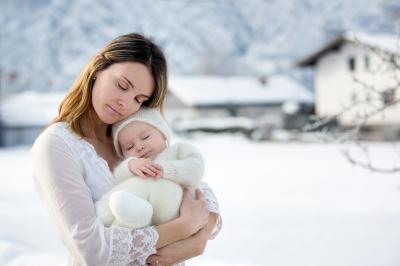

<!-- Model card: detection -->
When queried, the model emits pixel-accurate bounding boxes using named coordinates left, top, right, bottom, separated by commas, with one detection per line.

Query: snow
left=1, top=136, right=400, bottom=266
left=169, top=75, right=313, bottom=107
left=345, top=31, right=400, bottom=55
left=1, top=0, right=397, bottom=92
left=0, top=77, right=312, bottom=128
left=1, top=91, right=64, bottom=126
left=172, top=117, right=256, bottom=132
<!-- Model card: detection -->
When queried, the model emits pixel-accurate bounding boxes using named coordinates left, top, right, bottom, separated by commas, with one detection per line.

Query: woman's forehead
left=107, top=62, right=155, bottom=94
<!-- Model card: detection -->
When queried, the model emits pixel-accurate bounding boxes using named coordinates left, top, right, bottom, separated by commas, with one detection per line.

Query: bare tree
left=303, top=33, right=400, bottom=173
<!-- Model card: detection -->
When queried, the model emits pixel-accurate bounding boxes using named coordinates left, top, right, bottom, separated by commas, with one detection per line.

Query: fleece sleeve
left=112, top=157, right=137, bottom=184
left=158, top=143, right=204, bottom=187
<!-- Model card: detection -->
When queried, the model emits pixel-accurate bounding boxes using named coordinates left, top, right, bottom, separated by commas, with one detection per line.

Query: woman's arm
left=147, top=182, right=222, bottom=265
left=147, top=213, right=218, bottom=266
left=33, top=131, right=186, bottom=265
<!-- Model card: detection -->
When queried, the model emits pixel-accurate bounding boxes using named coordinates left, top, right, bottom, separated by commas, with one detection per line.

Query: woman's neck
left=82, top=118, right=119, bottom=169
left=83, top=117, right=109, bottom=143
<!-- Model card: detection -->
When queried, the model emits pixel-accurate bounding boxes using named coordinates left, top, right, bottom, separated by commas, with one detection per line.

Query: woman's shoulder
left=32, top=122, right=76, bottom=152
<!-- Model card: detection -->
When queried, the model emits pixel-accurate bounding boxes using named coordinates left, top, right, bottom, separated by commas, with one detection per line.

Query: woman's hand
left=179, top=189, right=209, bottom=236
left=154, top=188, right=210, bottom=250
left=147, top=213, right=218, bottom=266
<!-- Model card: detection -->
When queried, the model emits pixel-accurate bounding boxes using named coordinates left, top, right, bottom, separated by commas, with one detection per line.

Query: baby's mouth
left=141, top=151, right=152, bottom=158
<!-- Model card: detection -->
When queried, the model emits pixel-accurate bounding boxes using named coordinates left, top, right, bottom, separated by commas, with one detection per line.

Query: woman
left=32, top=33, right=222, bottom=266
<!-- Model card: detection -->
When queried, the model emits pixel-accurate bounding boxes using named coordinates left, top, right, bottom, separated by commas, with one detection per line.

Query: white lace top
left=31, top=122, right=222, bottom=266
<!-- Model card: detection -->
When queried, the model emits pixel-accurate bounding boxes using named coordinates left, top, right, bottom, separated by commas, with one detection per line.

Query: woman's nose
left=117, top=99, right=126, bottom=108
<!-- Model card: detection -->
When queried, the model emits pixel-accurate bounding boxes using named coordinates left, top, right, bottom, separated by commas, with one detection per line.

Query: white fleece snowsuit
left=96, top=142, right=204, bottom=229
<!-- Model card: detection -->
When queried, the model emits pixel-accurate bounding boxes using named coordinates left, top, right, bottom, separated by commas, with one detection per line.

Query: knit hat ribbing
left=112, top=108, right=172, bottom=159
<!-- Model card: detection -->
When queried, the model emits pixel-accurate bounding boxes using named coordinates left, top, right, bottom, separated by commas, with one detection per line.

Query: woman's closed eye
left=135, top=97, right=147, bottom=104
left=142, top=135, right=150, bottom=140
left=117, top=82, right=128, bottom=91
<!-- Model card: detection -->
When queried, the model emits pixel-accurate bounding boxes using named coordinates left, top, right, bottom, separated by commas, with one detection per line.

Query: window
left=382, top=89, right=396, bottom=105
left=364, top=55, right=369, bottom=70
left=365, top=92, right=371, bottom=102
left=348, top=57, right=356, bottom=72
left=351, top=91, right=357, bottom=102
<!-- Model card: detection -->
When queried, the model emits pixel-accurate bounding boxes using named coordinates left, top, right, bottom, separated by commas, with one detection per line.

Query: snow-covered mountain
left=0, top=0, right=399, bottom=92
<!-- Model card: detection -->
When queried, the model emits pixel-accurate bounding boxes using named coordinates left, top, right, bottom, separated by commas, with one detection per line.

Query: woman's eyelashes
left=117, top=82, right=128, bottom=91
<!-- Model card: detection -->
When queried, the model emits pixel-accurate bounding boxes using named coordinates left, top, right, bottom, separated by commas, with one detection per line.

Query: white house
left=0, top=75, right=313, bottom=146
left=297, top=31, right=400, bottom=128
left=165, top=75, right=313, bottom=132
left=0, top=91, right=63, bottom=146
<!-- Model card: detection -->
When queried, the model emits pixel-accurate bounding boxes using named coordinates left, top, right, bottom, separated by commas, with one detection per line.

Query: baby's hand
left=128, top=158, right=163, bottom=180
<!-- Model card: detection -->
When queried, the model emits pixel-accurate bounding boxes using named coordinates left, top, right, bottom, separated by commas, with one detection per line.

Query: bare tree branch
left=303, top=32, right=400, bottom=173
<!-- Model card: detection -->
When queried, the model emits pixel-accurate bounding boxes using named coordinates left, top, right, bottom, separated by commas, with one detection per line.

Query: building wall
left=316, top=43, right=400, bottom=126
left=1, top=126, right=44, bottom=147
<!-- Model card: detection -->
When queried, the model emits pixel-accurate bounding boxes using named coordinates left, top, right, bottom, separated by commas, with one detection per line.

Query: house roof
left=169, top=75, right=313, bottom=107
left=0, top=75, right=313, bottom=127
left=1, top=91, right=63, bottom=127
left=297, top=31, right=400, bottom=67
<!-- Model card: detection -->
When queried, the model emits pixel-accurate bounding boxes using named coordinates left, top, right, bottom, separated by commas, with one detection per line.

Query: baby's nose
left=137, top=145, right=144, bottom=152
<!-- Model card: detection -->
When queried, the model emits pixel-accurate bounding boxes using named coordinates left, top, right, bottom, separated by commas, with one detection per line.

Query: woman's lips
left=107, top=105, right=122, bottom=116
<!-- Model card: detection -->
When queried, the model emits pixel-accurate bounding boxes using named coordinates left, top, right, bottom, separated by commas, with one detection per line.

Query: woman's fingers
left=195, top=189, right=205, bottom=200
left=182, top=188, right=192, bottom=200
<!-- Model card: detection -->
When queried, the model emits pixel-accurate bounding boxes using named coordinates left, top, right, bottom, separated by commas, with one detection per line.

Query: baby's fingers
left=142, top=165, right=157, bottom=177
left=151, top=163, right=163, bottom=171
left=147, top=164, right=161, bottom=175
left=134, top=169, right=147, bottom=179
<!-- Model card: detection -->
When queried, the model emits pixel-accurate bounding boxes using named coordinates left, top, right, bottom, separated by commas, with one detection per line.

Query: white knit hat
left=112, top=108, right=172, bottom=158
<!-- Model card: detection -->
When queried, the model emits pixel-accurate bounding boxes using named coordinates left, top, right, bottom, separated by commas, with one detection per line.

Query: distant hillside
left=0, top=0, right=399, bottom=92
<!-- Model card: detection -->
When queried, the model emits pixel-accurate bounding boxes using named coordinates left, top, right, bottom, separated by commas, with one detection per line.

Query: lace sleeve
left=199, top=182, right=222, bottom=239
left=107, top=225, right=159, bottom=266
left=32, top=130, right=159, bottom=266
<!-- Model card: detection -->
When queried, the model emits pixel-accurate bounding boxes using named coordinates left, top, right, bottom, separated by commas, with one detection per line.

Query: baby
left=95, top=108, right=204, bottom=228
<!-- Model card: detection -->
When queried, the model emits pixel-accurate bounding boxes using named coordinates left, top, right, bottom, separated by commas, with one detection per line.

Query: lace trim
left=108, top=226, right=132, bottom=265
left=201, top=186, right=219, bottom=214
left=129, top=226, right=159, bottom=265
left=201, top=185, right=222, bottom=240
left=108, top=226, right=159, bottom=266
left=50, top=122, right=113, bottom=180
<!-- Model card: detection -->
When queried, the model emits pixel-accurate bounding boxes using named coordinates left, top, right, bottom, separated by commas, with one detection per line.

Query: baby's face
left=118, top=121, right=167, bottom=159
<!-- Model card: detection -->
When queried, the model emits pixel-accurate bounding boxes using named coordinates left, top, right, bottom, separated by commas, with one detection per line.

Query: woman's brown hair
left=53, top=33, right=168, bottom=137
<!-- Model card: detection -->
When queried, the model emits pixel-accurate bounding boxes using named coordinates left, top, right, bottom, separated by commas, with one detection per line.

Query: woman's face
left=92, top=62, right=155, bottom=125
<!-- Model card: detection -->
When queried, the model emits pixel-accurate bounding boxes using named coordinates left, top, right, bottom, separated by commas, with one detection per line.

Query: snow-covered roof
left=0, top=75, right=313, bottom=127
left=298, top=31, right=400, bottom=67
left=1, top=91, right=63, bottom=127
left=169, top=75, right=313, bottom=107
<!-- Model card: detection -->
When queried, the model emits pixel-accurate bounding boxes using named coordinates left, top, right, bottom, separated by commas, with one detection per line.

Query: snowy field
left=1, top=135, right=400, bottom=266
